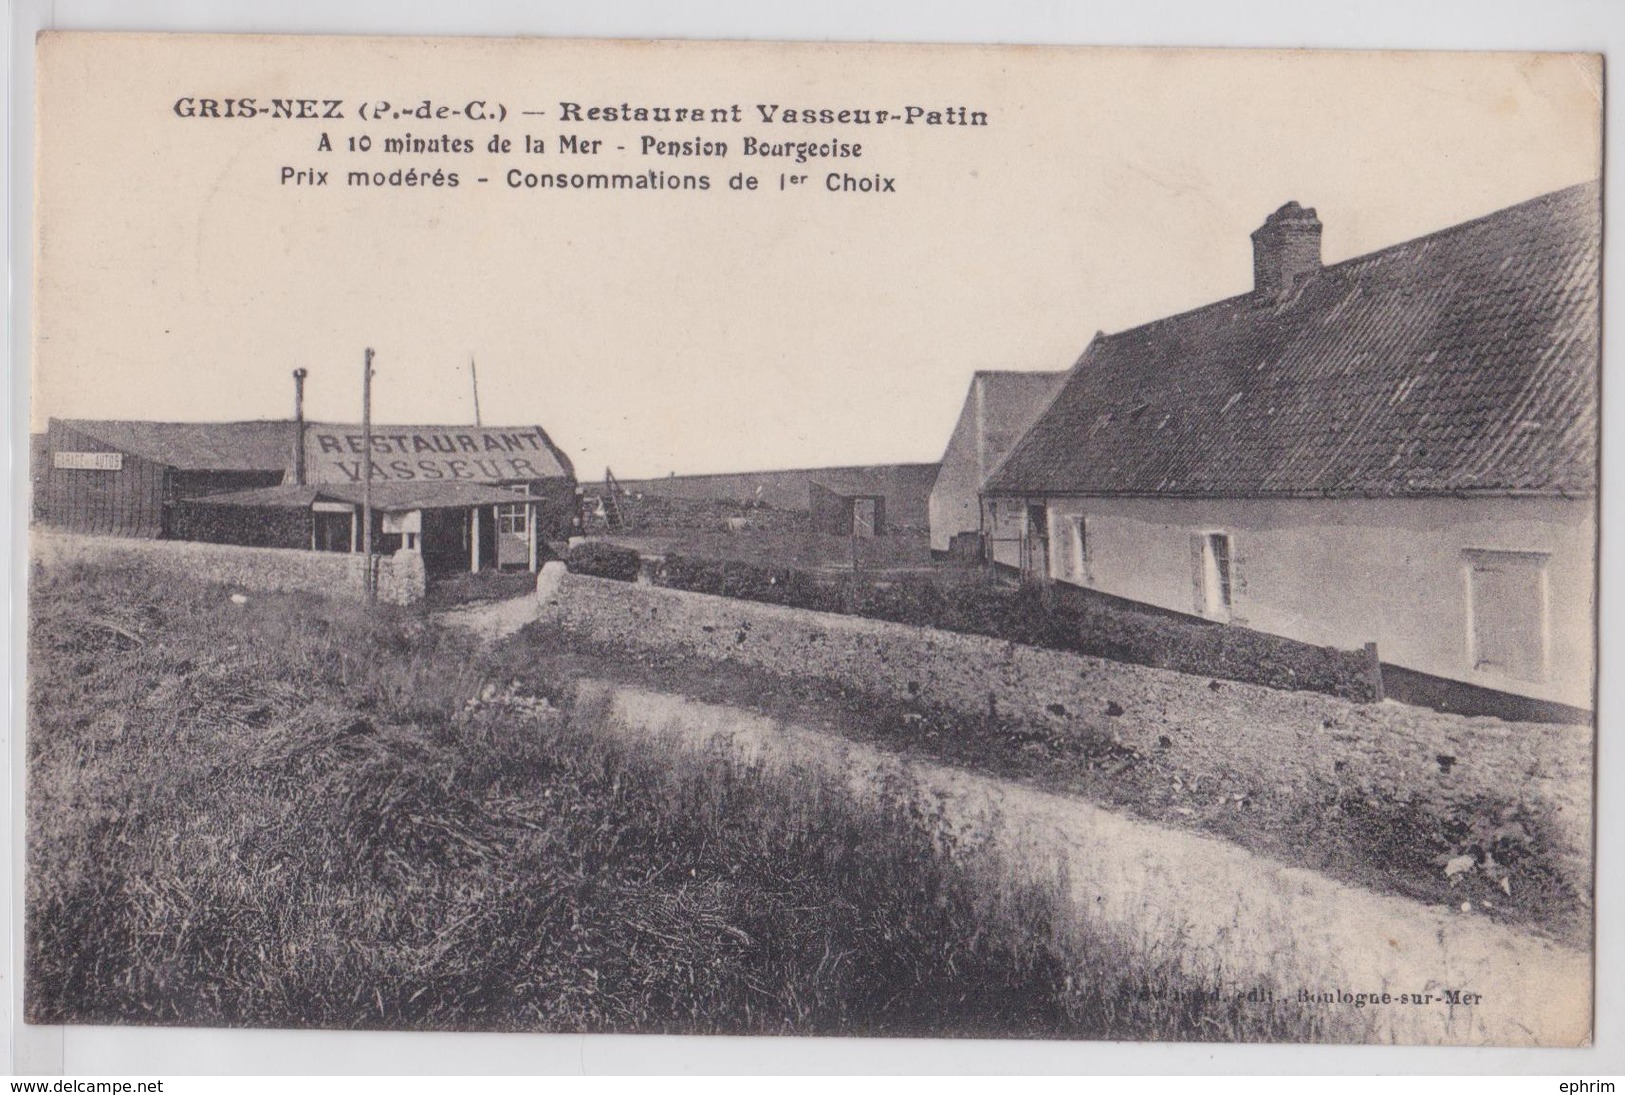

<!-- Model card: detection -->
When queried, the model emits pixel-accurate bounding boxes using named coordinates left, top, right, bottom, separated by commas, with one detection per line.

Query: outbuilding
left=809, top=482, right=887, bottom=538
left=927, top=369, right=1065, bottom=557
left=37, top=417, right=578, bottom=574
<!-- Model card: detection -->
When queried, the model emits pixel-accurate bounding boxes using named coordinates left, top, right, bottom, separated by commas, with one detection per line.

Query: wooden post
left=349, top=508, right=357, bottom=553
left=527, top=501, right=538, bottom=572
left=1364, top=641, right=1384, bottom=703
left=470, top=506, right=481, bottom=573
left=292, top=368, right=308, bottom=486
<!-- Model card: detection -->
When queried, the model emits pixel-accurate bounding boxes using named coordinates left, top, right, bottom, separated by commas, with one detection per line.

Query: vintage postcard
left=24, top=33, right=1600, bottom=1047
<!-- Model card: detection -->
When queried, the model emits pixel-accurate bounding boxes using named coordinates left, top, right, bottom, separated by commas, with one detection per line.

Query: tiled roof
left=986, top=182, right=1600, bottom=498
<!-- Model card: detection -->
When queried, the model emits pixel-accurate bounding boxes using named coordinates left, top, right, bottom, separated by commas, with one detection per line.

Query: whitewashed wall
left=1030, top=495, right=1593, bottom=709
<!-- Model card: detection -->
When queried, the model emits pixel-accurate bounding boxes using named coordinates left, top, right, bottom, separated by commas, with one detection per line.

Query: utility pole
left=362, top=347, right=376, bottom=602
left=292, top=368, right=308, bottom=486
left=469, top=353, right=482, bottom=427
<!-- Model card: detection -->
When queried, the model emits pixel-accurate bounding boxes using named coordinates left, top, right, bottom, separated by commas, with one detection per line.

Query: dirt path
left=579, top=679, right=1589, bottom=1047
left=441, top=591, right=1590, bottom=1045
left=434, top=591, right=543, bottom=640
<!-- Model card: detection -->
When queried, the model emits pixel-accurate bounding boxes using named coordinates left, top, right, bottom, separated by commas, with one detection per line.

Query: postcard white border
left=7, top=0, right=1623, bottom=1077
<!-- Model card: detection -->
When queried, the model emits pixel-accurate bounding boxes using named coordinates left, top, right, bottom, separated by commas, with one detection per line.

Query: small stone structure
left=535, top=560, right=568, bottom=605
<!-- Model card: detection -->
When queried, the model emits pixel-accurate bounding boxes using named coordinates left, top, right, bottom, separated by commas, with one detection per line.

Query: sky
left=32, top=36, right=1602, bottom=478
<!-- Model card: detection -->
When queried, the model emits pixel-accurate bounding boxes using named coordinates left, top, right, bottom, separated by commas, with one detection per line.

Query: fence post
left=1363, top=641, right=1384, bottom=703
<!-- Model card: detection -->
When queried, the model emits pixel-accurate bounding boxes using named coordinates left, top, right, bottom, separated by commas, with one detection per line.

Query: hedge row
left=651, top=553, right=1379, bottom=702
left=566, top=541, right=643, bottom=582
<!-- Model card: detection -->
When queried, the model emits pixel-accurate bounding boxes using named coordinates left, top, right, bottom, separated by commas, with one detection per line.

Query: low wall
left=33, top=530, right=427, bottom=606
left=549, top=573, right=1592, bottom=887
left=650, top=551, right=1378, bottom=700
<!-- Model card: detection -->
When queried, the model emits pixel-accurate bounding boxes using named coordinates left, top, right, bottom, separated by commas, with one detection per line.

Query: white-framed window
left=1464, top=549, right=1549, bottom=682
left=497, top=482, right=533, bottom=536
left=497, top=504, right=529, bottom=536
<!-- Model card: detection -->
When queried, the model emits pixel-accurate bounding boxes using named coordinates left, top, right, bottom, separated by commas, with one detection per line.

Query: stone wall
left=33, top=530, right=427, bottom=605
left=374, top=549, right=427, bottom=605
left=549, top=573, right=1592, bottom=882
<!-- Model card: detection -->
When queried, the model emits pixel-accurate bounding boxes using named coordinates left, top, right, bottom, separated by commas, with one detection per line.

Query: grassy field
left=27, top=559, right=1330, bottom=1039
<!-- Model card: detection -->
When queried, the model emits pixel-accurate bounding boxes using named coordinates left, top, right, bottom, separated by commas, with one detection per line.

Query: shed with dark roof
left=41, top=418, right=296, bottom=538
left=38, top=416, right=580, bottom=568
left=984, top=183, right=1598, bottom=714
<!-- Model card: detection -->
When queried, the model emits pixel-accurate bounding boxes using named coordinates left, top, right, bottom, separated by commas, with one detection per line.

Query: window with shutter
left=1191, top=530, right=1234, bottom=620
left=1069, top=515, right=1088, bottom=581
left=1209, top=533, right=1233, bottom=609
left=1189, top=533, right=1205, bottom=615
left=1465, top=550, right=1548, bottom=682
left=1025, top=503, right=1050, bottom=580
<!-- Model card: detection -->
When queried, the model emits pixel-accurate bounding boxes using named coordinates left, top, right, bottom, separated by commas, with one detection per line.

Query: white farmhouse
left=983, top=183, right=1599, bottom=719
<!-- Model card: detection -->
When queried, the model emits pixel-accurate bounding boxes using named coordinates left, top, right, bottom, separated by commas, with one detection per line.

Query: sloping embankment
left=578, top=679, right=1590, bottom=1047
left=546, top=572, right=1592, bottom=906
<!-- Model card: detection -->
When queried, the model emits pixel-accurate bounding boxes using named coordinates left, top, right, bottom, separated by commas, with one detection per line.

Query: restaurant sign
left=305, top=426, right=566, bottom=484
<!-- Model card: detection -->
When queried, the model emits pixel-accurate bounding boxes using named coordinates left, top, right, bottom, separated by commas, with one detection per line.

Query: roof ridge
left=986, top=181, right=1599, bottom=499
left=1096, top=179, right=1600, bottom=348
left=1318, top=179, right=1599, bottom=278
left=56, top=416, right=294, bottom=426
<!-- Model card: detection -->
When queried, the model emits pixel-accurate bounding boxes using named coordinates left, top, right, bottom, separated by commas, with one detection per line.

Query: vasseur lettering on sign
left=52, top=451, right=124, bottom=471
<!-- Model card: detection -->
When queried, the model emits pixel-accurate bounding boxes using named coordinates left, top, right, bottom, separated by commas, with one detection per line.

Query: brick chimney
left=1251, top=201, right=1322, bottom=297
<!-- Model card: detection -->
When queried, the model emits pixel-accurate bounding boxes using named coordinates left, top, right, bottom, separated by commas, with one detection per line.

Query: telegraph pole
left=292, top=368, right=308, bottom=486
left=362, top=347, right=376, bottom=601
left=469, top=353, right=482, bottom=427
